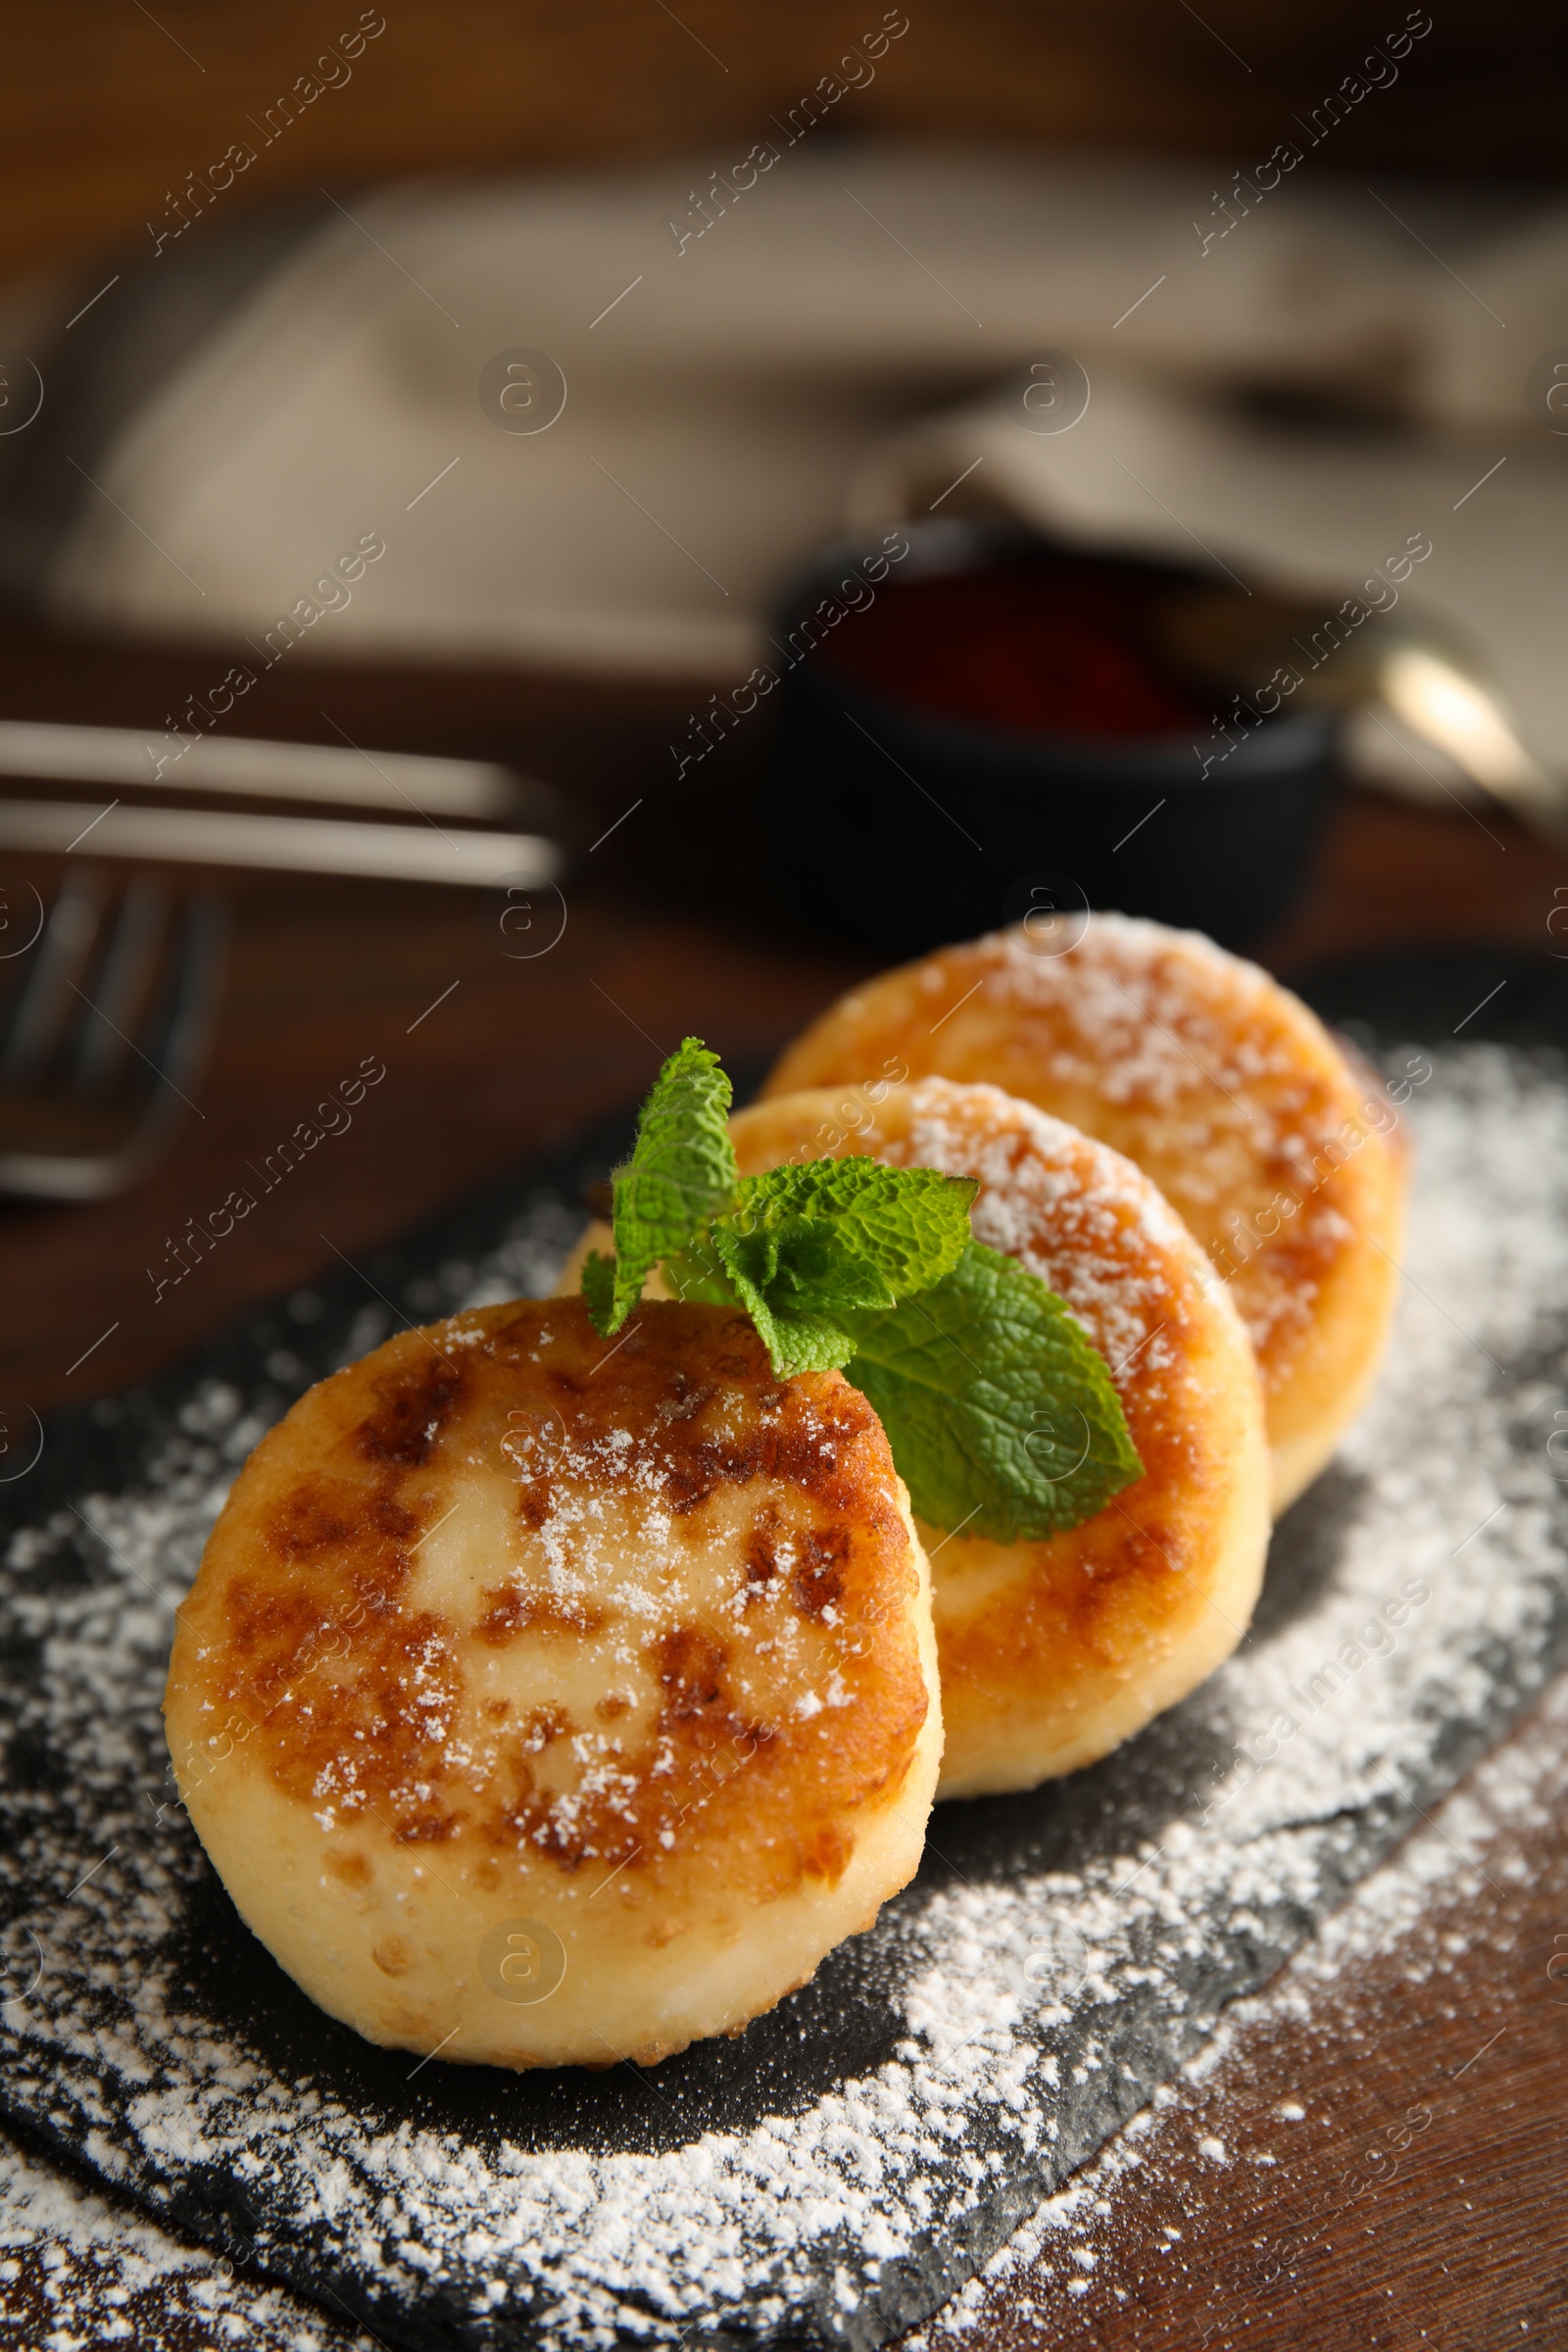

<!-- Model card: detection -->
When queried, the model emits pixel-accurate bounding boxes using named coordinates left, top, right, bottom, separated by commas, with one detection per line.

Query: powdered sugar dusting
left=0, top=2122, right=372, bottom=2348
left=985, top=913, right=1305, bottom=1117
left=1, top=1043, right=1566, bottom=2352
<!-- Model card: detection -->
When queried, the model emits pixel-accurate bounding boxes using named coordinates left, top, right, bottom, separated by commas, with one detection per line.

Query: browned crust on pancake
left=172, top=1298, right=930, bottom=1908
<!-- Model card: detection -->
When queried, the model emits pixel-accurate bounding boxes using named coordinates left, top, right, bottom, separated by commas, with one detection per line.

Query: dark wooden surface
left=2, top=0, right=1558, bottom=289
left=0, top=685, right=1564, bottom=2345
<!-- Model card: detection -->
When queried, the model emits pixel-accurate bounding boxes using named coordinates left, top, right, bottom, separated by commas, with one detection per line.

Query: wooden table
left=0, top=705, right=1563, bottom=2346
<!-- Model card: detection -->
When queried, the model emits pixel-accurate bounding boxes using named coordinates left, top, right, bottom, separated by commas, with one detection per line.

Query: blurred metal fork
left=0, top=867, right=227, bottom=1200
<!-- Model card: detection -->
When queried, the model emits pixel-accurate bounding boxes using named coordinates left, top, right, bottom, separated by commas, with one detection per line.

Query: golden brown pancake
left=560, top=1081, right=1270, bottom=1796
left=764, top=914, right=1406, bottom=1511
left=164, top=1297, right=941, bottom=2068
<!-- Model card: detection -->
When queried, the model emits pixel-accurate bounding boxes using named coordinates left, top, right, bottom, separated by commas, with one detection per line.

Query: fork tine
left=71, top=876, right=172, bottom=1099
left=0, top=879, right=228, bottom=1202
left=130, top=890, right=229, bottom=1122
left=0, top=868, right=109, bottom=1085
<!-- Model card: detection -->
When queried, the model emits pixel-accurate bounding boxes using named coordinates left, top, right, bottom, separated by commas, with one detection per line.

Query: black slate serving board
left=2, top=948, right=1567, bottom=2352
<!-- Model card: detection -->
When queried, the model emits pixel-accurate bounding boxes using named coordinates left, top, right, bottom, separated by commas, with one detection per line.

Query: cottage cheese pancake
left=764, top=915, right=1406, bottom=1511
left=562, top=1082, right=1269, bottom=1795
left=164, top=1297, right=941, bottom=2068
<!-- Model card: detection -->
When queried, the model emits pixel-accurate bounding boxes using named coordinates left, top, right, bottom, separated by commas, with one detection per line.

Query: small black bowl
left=765, top=520, right=1338, bottom=956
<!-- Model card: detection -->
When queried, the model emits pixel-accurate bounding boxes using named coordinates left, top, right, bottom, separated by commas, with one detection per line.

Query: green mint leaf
left=840, top=1242, right=1144, bottom=1543
left=719, top=1218, right=895, bottom=1319
left=750, top=1304, right=859, bottom=1380
left=661, top=1239, right=740, bottom=1308
left=710, top=1220, right=864, bottom=1378
left=581, top=1248, right=617, bottom=1336
left=602, top=1038, right=739, bottom=1332
left=735, top=1158, right=975, bottom=1298
left=708, top=1158, right=977, bottom=1377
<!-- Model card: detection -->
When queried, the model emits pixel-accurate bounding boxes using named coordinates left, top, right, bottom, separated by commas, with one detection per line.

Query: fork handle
left=0, top=800, right=562, bottom=889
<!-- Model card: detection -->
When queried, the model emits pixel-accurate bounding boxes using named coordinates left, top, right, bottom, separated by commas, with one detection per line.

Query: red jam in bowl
left=821, top=559, right=1206, bottom=740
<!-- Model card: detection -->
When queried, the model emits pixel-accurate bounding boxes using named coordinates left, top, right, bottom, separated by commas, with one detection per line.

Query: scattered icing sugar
left=982, top=912, right=1307, bottom=1118
left=2, top=1043, right=1567, bottom=2350
left=0, top=2121, right=373, bottom=2349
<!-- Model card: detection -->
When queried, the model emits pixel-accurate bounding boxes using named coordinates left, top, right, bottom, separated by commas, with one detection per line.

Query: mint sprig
left=710, top=1157, right=980, bottom=1378
left=733, top=1157, right=977, bottom=1298
left=581, top=1040, right=1143, bottom=1542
